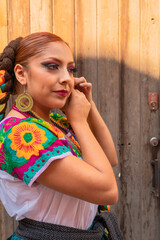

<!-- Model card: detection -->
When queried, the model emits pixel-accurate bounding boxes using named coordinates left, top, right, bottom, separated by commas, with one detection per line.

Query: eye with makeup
left=68, top=66, right=78, bottom=73
left=41, top=62, right=59, bottom=70
left=41, top=62, right=78, bottom=73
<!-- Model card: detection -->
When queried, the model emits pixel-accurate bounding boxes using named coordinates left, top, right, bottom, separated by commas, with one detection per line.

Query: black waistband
left=16, top=212, right=123, bottom=240
left=16, top=217, right=103, bottom=240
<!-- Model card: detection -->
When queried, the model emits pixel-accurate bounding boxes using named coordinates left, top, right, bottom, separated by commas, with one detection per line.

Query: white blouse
left=0, top=170, right=98, bottom=229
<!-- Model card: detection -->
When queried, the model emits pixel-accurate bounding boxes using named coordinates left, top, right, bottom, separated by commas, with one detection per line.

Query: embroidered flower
left=8, top=122, right=48, bottom=159
left=0, top=144, right=13, bottom=174
left=32, top=117, right=64, bottom=139
left=51, top=113, right=70, bottom=128
left=0, top=128, right=5, bottom=148
left=0, top=144, right=5, bottom=165
left=48, top=124, right=64, bottom=138
left=3, top=117, right=21, bottom=131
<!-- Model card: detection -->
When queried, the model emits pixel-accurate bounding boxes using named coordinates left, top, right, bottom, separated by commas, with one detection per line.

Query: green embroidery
left=23, top=145, right=69, bottom=185
left=23, top=132, right=33, bottom=143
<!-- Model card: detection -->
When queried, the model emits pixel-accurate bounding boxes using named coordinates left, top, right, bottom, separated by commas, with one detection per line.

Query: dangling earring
left=16, top=87, right=33, bottom=112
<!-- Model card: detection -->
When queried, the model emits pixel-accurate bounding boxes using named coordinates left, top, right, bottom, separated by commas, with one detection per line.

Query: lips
left=54, top=90, right=68, bottom=97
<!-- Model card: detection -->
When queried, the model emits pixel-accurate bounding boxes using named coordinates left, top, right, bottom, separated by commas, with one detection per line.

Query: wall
left=0, top=0, right=160, bottom=239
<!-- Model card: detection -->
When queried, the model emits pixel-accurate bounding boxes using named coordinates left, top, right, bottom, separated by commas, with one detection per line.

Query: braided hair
left=0, top=37, right=23, bottom=120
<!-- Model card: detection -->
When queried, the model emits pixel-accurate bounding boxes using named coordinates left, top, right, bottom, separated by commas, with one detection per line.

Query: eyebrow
left=43, top=57, right=75, bottom=65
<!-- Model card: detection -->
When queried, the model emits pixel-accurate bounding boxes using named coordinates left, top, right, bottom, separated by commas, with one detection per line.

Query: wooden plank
left=30, top=0, right=52, bottom=33
left=1, top=1, right=30, bottom=237
left=5, top=0, right=29, bottom=112
left=0, top=201, right=13, bottom=240
left=7, top=0, right=30, bottom=109
left=97, top=0, right=121, bottom=231
left=53, top=0, right=75, bottom=53
left=140, top=0, right=160, bottom=239
left=0, top=8, right=8, bottom=239
left=7, top=0, right=30, bottom=39
left=96, top=0, right=120, bottom=173
left=75, top=0, right=97, bottom=104
left=0, top=0, right=7, bottom=52
left=119, top=0, right=141, bottom=239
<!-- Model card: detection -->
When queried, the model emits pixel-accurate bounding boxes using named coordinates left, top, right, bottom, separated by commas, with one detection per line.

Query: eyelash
left=68, top=67, right=78, bottom=73
left=42, top=63, right=78, bottom=73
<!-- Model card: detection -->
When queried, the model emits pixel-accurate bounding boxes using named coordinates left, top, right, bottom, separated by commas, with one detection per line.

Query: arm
left=37, top=89, right=118, bottom=205
left=87, top=101, right=118, bottom=166
left=74, top=77, right=118, bottom=166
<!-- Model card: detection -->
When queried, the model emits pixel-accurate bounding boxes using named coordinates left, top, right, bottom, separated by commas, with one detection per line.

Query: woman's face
left=23, top=41, right=75, bottom=113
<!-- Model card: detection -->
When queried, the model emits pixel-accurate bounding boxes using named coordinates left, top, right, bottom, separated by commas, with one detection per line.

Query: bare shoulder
left=5, top=109, right=25, bottom=119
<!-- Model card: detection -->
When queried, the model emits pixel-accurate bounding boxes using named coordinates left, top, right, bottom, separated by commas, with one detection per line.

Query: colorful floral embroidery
left=0, top=144, right=15, bottom=174
left=51, top=113, right=71, bottom=129
left=31, top=117, right=64, bottom=139
left=3, top=117, right=21, bottom=131
left=0, top=113, right=81, bottom=186
left=8, top=122, right=48, bottom=159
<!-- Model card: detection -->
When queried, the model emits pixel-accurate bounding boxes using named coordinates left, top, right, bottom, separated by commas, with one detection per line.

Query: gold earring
left=16, top=88, right=33, bottom=112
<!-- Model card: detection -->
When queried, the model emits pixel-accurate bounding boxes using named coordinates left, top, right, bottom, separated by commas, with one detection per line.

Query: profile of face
left=15, top=41, right=75, bottom=113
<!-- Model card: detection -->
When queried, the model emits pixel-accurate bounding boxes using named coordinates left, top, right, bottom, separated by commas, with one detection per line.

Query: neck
left=30, top=105, right=52, bottom=123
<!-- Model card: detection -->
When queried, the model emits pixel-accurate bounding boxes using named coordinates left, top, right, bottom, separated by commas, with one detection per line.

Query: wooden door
left=0, top=0, right=160, bottom=239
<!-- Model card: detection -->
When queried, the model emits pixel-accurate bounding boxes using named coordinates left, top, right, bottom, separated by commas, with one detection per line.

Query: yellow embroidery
left=8, top=122, right=47, bottom=159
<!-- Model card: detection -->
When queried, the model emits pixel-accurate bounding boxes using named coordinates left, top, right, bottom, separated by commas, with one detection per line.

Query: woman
left=0, top=32, right=119, bottom=240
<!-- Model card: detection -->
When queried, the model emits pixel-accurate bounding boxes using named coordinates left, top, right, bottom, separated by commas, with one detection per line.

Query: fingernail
left=79, top=83, right=84, bottom=86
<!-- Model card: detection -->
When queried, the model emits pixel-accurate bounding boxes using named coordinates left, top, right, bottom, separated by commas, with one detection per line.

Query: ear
left=14, top=64, right=27, bottom=85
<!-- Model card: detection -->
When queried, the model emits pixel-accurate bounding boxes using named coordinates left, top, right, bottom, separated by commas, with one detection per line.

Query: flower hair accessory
left=0, top=70, right=7, bottom=99
left=0, top=70, right=7, bottom=120
left=0, top=70, right=5, bottom=85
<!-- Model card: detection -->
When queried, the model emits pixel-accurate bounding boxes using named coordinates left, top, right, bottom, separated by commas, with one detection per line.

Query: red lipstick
left=54, top=90, right=68, bottom=97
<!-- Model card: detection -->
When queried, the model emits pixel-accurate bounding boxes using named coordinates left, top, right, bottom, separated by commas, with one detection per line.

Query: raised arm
left=87, top=101, right=118, bottom=166
left=37, top=89, right=118, bottom=205
left=74, top=77, right=118, bottom=166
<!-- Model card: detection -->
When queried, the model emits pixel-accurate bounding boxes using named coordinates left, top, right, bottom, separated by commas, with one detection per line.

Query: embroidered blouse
left=0, top=113, right=98, bottom=229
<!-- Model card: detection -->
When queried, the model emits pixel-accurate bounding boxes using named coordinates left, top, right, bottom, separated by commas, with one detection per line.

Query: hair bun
left=0, top=37, right=23, bottom=71
left=0, top=37, right=23, bottom=120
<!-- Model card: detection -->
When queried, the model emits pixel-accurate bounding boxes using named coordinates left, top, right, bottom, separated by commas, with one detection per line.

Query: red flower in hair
left=0, top=70, right=5, bottom=86
left=0, top=70, right=7, bottom=100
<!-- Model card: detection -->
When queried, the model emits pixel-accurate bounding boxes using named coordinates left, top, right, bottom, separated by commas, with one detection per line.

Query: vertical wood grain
left=0, top=9, right=8, bottom=240
left=0, top=0, right=7, bottom=52
left=75, top=0, right=97, bottom=104
left=7, top=0, right=30, bottom=110
left=4, top=1, right=30, bottom=237
left=0, top=201, right=13, bottom=240
left=119, top=0, right=141, bottom=239
left=53, top=0, right=75, bottom=53
left=96, top=1, right=120, bottom=212
left=140, top=0, right=160, bottom=239
left=7, top=0, right=30, bottom=39
left=0, top=1, right=160, bottom=239
left=30, top=0, right=52, bottom=33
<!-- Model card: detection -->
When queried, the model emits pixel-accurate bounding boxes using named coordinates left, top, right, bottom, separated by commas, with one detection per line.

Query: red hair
left=15, top=32, right=69, bottom=66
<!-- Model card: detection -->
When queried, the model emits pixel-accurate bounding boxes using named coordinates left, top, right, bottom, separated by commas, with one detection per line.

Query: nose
left=59, top=68, right=73, bottom=84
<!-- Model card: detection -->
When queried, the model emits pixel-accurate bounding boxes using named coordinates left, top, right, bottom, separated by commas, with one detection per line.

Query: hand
left=63, top=88, right=91, bottom=125
left=74, top=77, right=92, bottom=103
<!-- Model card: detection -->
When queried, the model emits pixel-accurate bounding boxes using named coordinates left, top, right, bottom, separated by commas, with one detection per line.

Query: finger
left=74, top=77, right=86, bottom=86
left=79, top=82, right=92, bottom=88
left=71, top=88, right=82, bottom=95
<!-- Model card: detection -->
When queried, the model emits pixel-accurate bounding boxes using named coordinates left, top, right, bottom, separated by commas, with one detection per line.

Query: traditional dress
left=0, top=112, right=99, bottom=239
